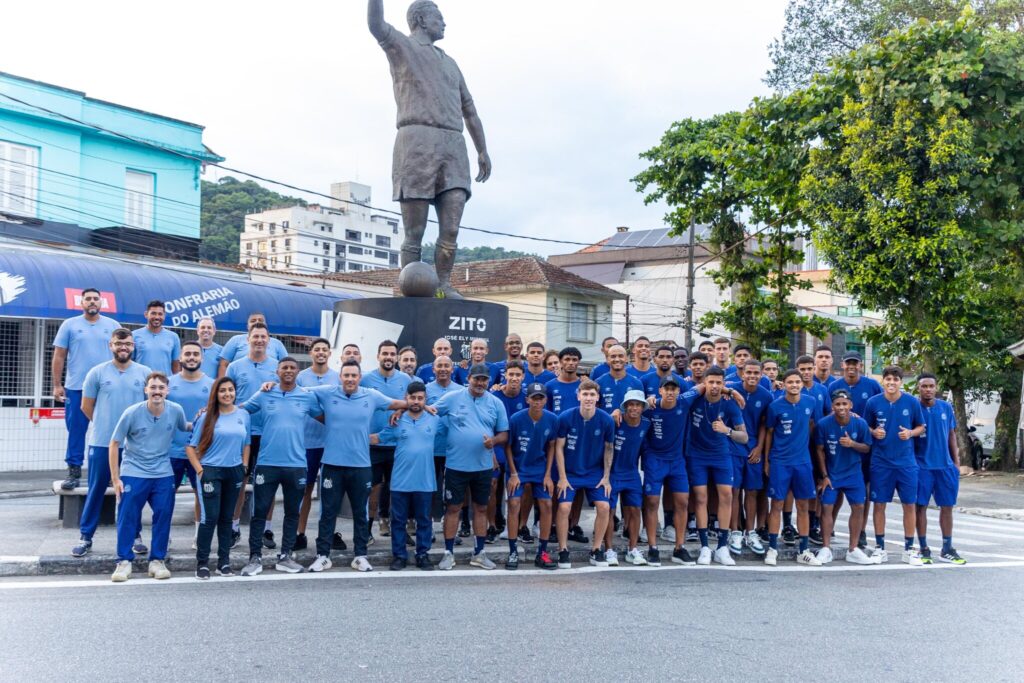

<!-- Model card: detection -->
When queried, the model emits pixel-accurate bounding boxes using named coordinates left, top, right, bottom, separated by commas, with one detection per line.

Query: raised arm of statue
left=368, top=0, right=388, bottom=41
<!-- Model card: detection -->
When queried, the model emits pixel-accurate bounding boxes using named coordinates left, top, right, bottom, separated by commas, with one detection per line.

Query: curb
left=0, top=490, right=52, bottom=501
left=956, top=507, right=1024, bottom=522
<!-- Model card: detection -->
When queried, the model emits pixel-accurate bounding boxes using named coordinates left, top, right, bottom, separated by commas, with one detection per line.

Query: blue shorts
left=768, top=462, right=816, bottom=501
left=916, top=467, right=958, bottom=507
left=861, top=455, right=872, bottom=485
left=611, top=476, right=643, bottom=508
left=492, top=460, right=506, bottom=481
left=821, top=476, right=866, bottom=506
left=305, top=447, right=324, bottom=484
left=870, top=464, right=918, bottom=504
left=743, top=459, right=765, bottom=491
left=687, top=459, right=734, bottom=488
left=559, top=483, right=609, bottom=505
left=171, top=457, right=198, bottom=492
left=508, top=478, right=551, bottom=501
left=731, top=457, right=746, bottom=490
left=643, top=457, right=689, bottom=495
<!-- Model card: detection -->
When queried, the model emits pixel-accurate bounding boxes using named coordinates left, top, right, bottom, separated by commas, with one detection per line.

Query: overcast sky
left=4, top=0, right=787, bottom=256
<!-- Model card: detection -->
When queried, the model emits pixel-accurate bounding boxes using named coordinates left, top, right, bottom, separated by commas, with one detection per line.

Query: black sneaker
left=484, top=526, right=498, bottom=544
left=548, top=531, right=558, bottom=544
left=231, top=529, right=241, bottom=548
left=196, top=565, right=211, bottom=580
left=939, top=547, right=966, bottom=565
left=534, top=549, right=557, bottom=569
left=672, top=547, right=696, bottom=566
left=857, top=530, right=868, bottom=550
left=782, top=525, right=797, bottom=546
left=60, top=465, right=82, bottom=490
left=262, top=530, right=276, bottom=550
left=416, top=555, right=434, bottom=571
left=458, top=522, right=472, bottom=538
left=389, top=557, right=407, bottom=571
left=293, top=533, right=308, bottom=551
left=518, top=526, right=534, bottom=544
left=647, top=547, right=662, bottom=566
left=332, top=532, right=347, bottom=551
left=217, top=565, right=234, bottom=577
left=568, top=525, right=589, bottom=544
left=505, top=551, right=519, bottom=570
left=809, top=527, right=824, bottom=547
left=589, top=548, right=608, bottom=567
left=613, top=515, right=621, bottom=532
left=557, top=549, right=571, bottom=569
left=920, top=547, right=933, bottom=564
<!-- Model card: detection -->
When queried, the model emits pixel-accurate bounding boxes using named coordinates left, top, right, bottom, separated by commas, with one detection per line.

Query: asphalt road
left=2, top=560, right=1023, bottom=681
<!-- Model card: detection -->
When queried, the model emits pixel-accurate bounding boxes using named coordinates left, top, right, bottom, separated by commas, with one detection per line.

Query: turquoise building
left=0, top=71, right=223, bottom=240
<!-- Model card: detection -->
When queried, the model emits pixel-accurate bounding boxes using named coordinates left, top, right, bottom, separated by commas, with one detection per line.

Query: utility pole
left=624, top=295, right=631, bottom=349
left=684, top=216, right=696, bottom=350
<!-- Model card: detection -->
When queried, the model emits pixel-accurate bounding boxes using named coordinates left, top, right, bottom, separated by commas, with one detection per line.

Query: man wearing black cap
left=433, top=363, right=509, bottom=570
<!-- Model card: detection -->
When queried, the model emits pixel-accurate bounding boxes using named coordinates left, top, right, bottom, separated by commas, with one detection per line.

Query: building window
left=335, top=245, right=344, bottom=256
left=374, top=250, right=388, bottom=260
left=124, top=170, right=155, bottom=230
left=314, top=239, right=319, bottom=247
left=568, top=302, right=596, bottom=343
left=0, top=140, right=38, bottom=216
left=335, top=261, right=344, bottom=272
left=245, top=242, right=252, bottom=253
left=389, top=253, right=399, bottom=267
left=270, top=240, right=277, bottom=248
left=282, top=221, right=289, bottom=228
left=349, top=246, right=363, bottom=255
left=323, top=242, right=331, bottom=252
left=284, top=256, right=291, bottom=266
left=313, top=257, right=319, bottom=264
left=346, top=230, right=360, bottom=241
left=323, top=259, right=331, bottom=270
left=376, top=235, right=391, bottom=248
left=284, top=238, right=291, bottom=248
left=349, top=263, right=363, bottom=271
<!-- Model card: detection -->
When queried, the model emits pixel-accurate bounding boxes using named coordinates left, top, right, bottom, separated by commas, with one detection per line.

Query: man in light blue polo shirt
left=168, top=341, right=213, bottom=547
left=53, top=287, right=121, bottom=490
left=109, top=372, right=188, bottom=582
left=132, top=300, right=181, bottom=375
left=196, top=317, right=223, bottom=378
left=306, top=360, right=406, bottom=573
left=216, top=311, right=289, bottom=377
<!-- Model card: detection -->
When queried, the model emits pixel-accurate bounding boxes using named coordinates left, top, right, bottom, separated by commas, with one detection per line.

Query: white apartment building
left=239, top=182, right=401, bottom=275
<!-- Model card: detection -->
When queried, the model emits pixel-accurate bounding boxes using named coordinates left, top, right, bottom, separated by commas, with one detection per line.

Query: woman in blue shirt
left=187, top=376, right=251, bottom=579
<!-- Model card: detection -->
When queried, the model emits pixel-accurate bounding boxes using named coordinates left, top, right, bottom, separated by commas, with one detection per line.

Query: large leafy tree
left=420, top=243, right=538, bottom=264
left=200, top=177, right=306, bottom=264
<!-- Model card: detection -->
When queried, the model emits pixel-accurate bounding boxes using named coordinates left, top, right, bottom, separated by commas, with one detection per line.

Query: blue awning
left=0, top=249, right=358, bottom=336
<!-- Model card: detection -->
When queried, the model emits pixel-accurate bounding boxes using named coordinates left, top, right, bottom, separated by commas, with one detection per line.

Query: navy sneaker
left=196, top=565, right=211, bottom=580
left=262, top=530, right=276, bottom=550
left=71, top=537, right=92, bottom=558
left=415, top=555, right=434, bottom=571
left=647, top=547, right=662, bottom=566
left=782, top=525, right=797, bottom=546
left=231, top=529, right=241, bottom=548
left=293, top=533, right=308, bottom=551
left=133, top=536, right=148, bottom=556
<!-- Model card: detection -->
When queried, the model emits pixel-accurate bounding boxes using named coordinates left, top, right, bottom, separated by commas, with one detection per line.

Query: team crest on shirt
left=861, top=392, right=868, bottom=399
left=941, top=413, right=947, bottom=420
left=804, top=408, right=811, bottom=415
left=675, top=409, right=682, bottom=415
left=902, top=409, right=909, bottom=416
left=593, top=429, right=601, bottom=435
left=755, top=401, right=762, bottom=408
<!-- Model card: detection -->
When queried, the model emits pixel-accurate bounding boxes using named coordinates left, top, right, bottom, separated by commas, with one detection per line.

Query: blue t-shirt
left=612, top=418, right=649, bottom=480
left=189, top=408, right=250, bottom=468
left=557, top=408, right=615, bottom=485
left=596, top=373, right=644, bottom=414
left=167, top=373, right=213, bottom=459
left=865, top=392, right=925, bottom=468
left=199, top=342, right=223, bottom=378
left=545, top=378, right=581, bottom=415
left=381, top=412, right=440, bottom=492
left=687, top=395, right=746, bottom=463
left=645, top=389, right=701, bottom=460
left=314, top=386, right=393, bottom=468
left=225, top=357, right=279, bottom=435
left=803, top=382, right=831, bottom=419
left=218, top=334, right=288, bottom=364
left=830, top=375, right=883, bottom=416
left=491, top=388, right=527, bottom=464
left=415, top=362, right=441, bottom=384
left=488, top=360, right=513, bottom=386
left=83, top=361, right=152, bottom=447
left=360, top=369, right=412, bottom=444
left=525, top=368, right=557, bottom=385
left=131, top=327, right=181, bottom=375
left=297, top=367, right=340, bottom=450
left=242, top=387, right=322, bottom=468
left=507, top=408, right=559, bottom=481
left=434, top=389, right=510, bottom=472
left=765, top=395, right=818, bottom=466
left=815, top=414, right=871, bottom=482
left=726, top=381, right=773, bottom=458
left=915, top=399, right=956, bottom=469
left=641, top=370, right=693, bottom=399
left=590, top=362, right=610, bottom=380
left=113, top=400, right=187, bottom=479
left=53, top=314, right=121, bottom=390
left=626, top=363, right=652, bottom=380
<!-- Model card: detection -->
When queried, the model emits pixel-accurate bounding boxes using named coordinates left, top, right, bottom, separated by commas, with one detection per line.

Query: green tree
left=200, top=177, right=306, bottom=264
left=420, top=243, right=538, bottom=264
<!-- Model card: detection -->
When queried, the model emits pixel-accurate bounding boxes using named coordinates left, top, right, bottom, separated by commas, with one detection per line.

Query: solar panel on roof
left=599, top=226, right=711, bottom=251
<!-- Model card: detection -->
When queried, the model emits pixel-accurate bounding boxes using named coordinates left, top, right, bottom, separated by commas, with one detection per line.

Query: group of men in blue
left=51, top=293, right=966, bottom=580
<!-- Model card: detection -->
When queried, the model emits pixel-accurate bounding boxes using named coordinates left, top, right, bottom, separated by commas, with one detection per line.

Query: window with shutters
left=0, top=141, right=38, bottom=216
left=124, top=170, right=155, bottom=230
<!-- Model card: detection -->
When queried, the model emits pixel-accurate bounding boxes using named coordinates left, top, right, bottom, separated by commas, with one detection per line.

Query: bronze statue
left=368, top=0, right=491, bottom=299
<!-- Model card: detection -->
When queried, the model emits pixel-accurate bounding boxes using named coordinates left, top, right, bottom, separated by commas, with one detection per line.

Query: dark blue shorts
left=611, top=476, right=643, bottom=508
left=643, top=457, right=689, bottom=495
left=731, top=457, right=746, bottom=490
left=821, top=475, right=866, bottom=506
left=559, top=483, right=609, bottom=505
left=870, top=464, right=918, bottom=504
left=687, top=459, right=734, bottom=488
left=305, top=447, right=324, bottom=484
left=508, top=478, right=551, bottom=501
left=171, top=457, right=198, bottom=492
left=916, top=467, right=958, bottom=507
left=768, top=462, right=815, bottom=501
left=743, top=458, right=765, bottom=491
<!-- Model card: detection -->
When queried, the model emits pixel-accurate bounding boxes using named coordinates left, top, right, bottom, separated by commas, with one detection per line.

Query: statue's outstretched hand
left=476, top=151, right=492, bottom=183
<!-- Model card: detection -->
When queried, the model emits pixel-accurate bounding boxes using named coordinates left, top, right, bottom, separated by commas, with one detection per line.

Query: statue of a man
left=368, top=0, right=492, bottom=299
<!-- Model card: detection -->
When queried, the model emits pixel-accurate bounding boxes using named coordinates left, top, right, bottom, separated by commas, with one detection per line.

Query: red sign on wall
left=64, top=289, right=118, bottom=313
left=30, top=408, right=65, bottom=424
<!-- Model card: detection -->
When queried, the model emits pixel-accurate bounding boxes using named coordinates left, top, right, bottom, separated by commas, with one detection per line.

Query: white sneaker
left=625, top=548, right=648, bottom=566
left=816, top=547, right=834, bottom=564
left=639, top=526, right=648, bottom=544
left=498, top=527, right=509, bottom=540
left=713, top=546, right=735, bottom=566
left=531, top=522, right=540, bottom=539
left=350, top=556, right=373, bottom=572
left=192, top=523, right=199, bottom=550
left=660, top=526, right=676, bottom=543
left=307, top=555, right=332, bottom=572
left=470, top=551, right=496, bottom=570
left=745, top=530, right=766, bottom=555
left=764, top=547, right=778, bottom=566
left=605, top=549, right=619, bottom=566
left=845, top=547, right=874, bottom=565
left=797, top=549, right=822, bottom=566
left=902, top=549, right=924, bottom=566
left=728, top=530, right=744, bottom=555
left=148, top=559, right=171, bottom=580
left=696, top=546, right=712, bottom=565
left=111, top=560, right=132, bottom=582
left=871, top=547, right=889, bottom=564
left=438, top=551, right=456, bottom=571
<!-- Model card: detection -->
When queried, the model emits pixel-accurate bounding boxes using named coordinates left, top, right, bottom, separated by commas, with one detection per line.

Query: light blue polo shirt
left=53, top=314, right=121, bottom=390
left=225, top=357, right=280, bottom=435
left=433, top=388, right=509, bottom=472
left=314, top=386, right=393, bottom=468
left=167, top=373, right=214, bottom=459
left=381, top=412, right=440, bottom=492
left=242, top=387, right=322, bottom=468
left=189, top=408, right=251, bottom=468
left=198, top=342, right=223, bottom=378
left=113, top=400, right=187, bottom=478
left=82, top=361, right=152, bottom=447
left=131, top=327, right=181, bottom=375
left=297, top=367, right=340, bottom=449
left=360, top=368, right=412, bottom=442
left=218, top=334, right=288, bottom=364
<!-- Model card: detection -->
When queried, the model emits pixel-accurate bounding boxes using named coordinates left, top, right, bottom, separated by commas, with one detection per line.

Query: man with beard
left=131, top=300, right=180, bottom=375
